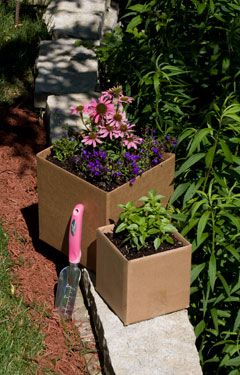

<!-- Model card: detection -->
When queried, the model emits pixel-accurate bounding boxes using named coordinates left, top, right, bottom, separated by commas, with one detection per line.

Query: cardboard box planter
left=96, top=225, right=192, bottom=325
left=37, top=147, right=175, bottom=270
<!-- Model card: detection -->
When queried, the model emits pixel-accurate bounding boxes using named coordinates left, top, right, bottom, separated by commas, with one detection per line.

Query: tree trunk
left=15, top=0, right=21, bottom=26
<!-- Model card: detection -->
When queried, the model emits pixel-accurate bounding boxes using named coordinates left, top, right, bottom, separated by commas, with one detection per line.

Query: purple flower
left=171, top=138, right=177, bottom=147
left=130, top=177, right=136, bottom=185
left=151, top=147, right=159, bottom=154
left=124, top=152, right=140, bottom=162
left=113, top=171, right=121, bottom=177
left=132, top=165, right=139, bottom=175
left=165, top=135, right=171, bottom=141
left=99, top=150, right=107, bottom=159
left=152, top=158, right=159, bottom=165
left=124, top=152, right=131, bottom=161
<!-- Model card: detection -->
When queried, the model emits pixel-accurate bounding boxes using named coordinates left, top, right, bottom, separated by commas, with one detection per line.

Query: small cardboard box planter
left=37, top=147, right=175, bottom=270
left=96, top=225, right=192, bottom=325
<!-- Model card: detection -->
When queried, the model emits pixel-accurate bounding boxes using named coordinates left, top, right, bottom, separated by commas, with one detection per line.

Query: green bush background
left=0, top=0, right=49, bottom=105
left=97, top=1, right=240, bottom=373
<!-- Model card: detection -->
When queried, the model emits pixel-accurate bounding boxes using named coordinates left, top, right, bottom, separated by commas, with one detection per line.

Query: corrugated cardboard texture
left=96, top=227, right=128, bottom=322
left=96, top=225, right=192, bottom=325
left=37, top=148, right=175, bottom=270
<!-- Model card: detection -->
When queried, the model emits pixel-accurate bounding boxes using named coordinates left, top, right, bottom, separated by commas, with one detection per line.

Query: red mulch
left=0, top=104, right=88, bottom=374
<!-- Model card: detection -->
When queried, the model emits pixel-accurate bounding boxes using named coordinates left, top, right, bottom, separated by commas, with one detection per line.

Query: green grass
left=0, top=0, right=49, bottom=106
left=0, top=224, right=44, bottom=374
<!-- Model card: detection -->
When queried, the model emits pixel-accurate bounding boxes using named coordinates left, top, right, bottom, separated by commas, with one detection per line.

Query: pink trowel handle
left=69, top=204, right=84, bottom=264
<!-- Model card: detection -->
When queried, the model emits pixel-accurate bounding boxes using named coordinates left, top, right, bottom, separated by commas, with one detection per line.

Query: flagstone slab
left=46, top=92, right=98, bottom=141
left=34, top=39, right=97, bottom=107
left=81, top=269, right=203, bottom=375
left=103, top=0, right=119, bottom=35
left=43, top=0, right=106, bottom=40
left=45, top=0, right=107, bottom=15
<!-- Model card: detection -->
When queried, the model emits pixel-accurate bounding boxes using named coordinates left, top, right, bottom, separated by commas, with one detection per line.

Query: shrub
left=0, top=0, right=49, bottom=104
left=97, top=0, right=240, bottom=136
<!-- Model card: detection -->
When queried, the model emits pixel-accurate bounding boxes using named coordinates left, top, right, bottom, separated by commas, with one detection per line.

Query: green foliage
left=115, top=190, right=176, bottom=250
left=97, top=0, right=240, bottom=135
left=171, top=96, right=240, bottom=373
left=0, top=224, right=44, bottom=374
left=0, top=0, right=49, bottom=105
left=53, top=136, right=80, bottom=162
left=97, top=0, right=240, bottom=372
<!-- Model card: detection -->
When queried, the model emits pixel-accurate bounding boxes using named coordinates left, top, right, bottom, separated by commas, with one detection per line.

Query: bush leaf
left=191, top=263, right=205, bottom=284
left=208, top=252, right=217, bottom=292
left=175, top=153, right=205, bottom=177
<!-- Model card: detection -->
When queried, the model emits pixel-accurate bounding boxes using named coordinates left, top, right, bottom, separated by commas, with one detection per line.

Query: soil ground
left=0, top=102, right=90, bottom=374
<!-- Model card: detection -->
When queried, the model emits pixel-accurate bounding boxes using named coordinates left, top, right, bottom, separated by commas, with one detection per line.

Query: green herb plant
left=115, top=190, right=176, bottom=251
left=53, top=136, right=79, bottom=162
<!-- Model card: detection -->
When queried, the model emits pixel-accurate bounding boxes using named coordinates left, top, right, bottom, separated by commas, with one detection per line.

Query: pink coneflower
left=70, top=104, right=84, bottom=115
left=84, top=96, right=114, bottom=123
left=104, top=86, right=123, bottom=98
left=123, top=135, right=143, bottom=150
left=101, top=91, right=113, bottom=100
left=107, top=111, right=127, bottom=127
left=82, top=133, right=102, bottom=147
left=98, top=124, right=120, bottom=140
left=117, top=122, right=135, bottom=138
left=118, top=94, right=134, bottom=104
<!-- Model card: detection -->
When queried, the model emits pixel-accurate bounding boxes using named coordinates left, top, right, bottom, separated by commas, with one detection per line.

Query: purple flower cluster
left=124, top=152, right=142, bottom=178
left=151, top=144, right=163, bottom=166
left=52, top=120, right=177, bottom=191
left=84, top=149, right=107, bottom=177
left=165, top=135, right=177, bottom=148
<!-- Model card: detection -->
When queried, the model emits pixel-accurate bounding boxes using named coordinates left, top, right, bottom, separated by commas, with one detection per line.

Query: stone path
left=34, top=1, right=202, bottom=374
left=35, top=0, right=118, bottom=137
left=81, top=270, right=202, bottom=375
left=35, top=40, right=98, bottom=109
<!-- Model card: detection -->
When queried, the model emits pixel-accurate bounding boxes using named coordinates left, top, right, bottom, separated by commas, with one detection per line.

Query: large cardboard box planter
left=37, top=147, right=175, bottom=270
left=96, top=225, right=192, bottom=325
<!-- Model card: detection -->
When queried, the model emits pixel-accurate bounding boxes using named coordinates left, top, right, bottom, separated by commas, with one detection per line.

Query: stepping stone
left=43, top=0, right=107, bottom=40
left=45, top=0, right=107, bottom=15
left=103, top=0, right=119, bottom=35
left=34, top=39, right=97, bottom=108
left=81, top=269, right=203, bottom=375
left=46, top=92, right=98, bottom=141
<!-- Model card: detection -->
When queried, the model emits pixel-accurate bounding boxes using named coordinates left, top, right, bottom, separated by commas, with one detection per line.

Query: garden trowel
left=55, top=203, right=84, bottom=319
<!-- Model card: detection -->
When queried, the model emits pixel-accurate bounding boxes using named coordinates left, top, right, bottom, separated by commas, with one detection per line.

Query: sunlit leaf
left=197, top=211, right=210, bottom=245
left=188, top=128, right=212, bottom=156
left=208, top=252, right=217, bottom=292
left=191, top=263, right=205, bottom=284
left=126, top=15, right=142, bottom=32
left=154, top=237, right=161, bottom=250
left=175, top=153, right=205, bottom=177
left=169, top=182, right=190, bottom=204
left=219, top=140, right=233, bottom=162
left=205, top=145, right=215, bottom=168
left=194, top=320, right=205, bottom=338
left=210, top=308, right=219, bottom=333
left=233, top=310, right=240, bottom=331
